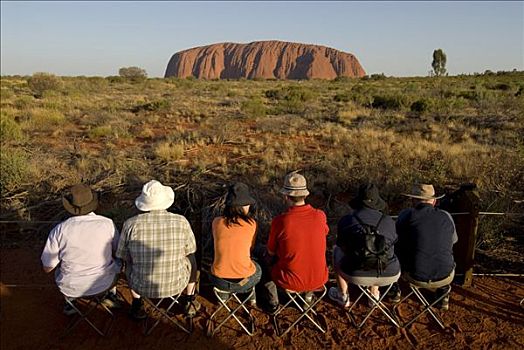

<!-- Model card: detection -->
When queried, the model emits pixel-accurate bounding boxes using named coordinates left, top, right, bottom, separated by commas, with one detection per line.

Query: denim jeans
left=209, top=261, right=262, bottom=300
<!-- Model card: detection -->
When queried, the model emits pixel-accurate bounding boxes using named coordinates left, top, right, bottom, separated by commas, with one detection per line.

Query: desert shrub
left=0, top=148, right=29, bottom=192
left=26, top=108, right=66, bottom=129
left=27, top=72, right=63, bottom=98
left=0, top=111, right=23, bottom=142
left=89, top=125, right=113, bottom=138
left=154, top=141, right=185, bottom=161
left=371, top=94, right=410, bottom=110
left=131, top=99, right=171, bottom=113
left=410, top=98, right=433, bottom=113
left=241, top=97, right=266, bottom=117
left=333, top=91, right=351, bottom=102
left=118, top=66, right=147, bottom=82
left=106, top=76, right=124, bottom=84
left=265, top=86, right=315, bottom=114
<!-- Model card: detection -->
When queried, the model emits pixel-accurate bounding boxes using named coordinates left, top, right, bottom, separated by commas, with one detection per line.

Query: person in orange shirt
left=209, top=182, right=261, bottom=305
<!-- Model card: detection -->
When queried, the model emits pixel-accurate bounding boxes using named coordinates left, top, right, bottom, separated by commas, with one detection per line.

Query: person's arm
left=115, top=220, right=131, bottom=263
left=250, top=220, right=257, bottom=252
left=267, top=219, right=278, bottom=256
left=184, top=217, right=197, bottom=257
left=41, top=225, right=61, bottom=273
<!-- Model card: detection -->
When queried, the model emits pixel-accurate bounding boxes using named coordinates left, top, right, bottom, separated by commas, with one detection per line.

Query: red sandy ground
left=1, top=247, right=523, bottom=350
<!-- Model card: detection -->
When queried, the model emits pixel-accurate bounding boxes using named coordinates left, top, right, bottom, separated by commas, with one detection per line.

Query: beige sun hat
left=62, top=184, right=98, bottom=216
left=402, top=184, right=444, bottom=200
left=280, top=171, right=310, bottom=197
left=135, top=180, right=175, bottom=211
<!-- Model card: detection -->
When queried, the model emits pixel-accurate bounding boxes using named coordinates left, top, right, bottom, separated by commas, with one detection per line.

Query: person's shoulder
left=91, top=213, right=115, bottom=224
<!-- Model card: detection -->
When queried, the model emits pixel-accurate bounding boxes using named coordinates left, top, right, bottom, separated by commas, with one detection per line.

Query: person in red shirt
left=264, top=171, right=329, bottom=312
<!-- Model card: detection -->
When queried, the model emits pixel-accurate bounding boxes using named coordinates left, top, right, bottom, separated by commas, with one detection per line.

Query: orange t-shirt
left=211, top=217, right=257, bottom=279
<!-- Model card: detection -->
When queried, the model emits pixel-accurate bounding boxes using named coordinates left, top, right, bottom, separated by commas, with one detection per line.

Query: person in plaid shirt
left=117, top=180, right=200, bottom=319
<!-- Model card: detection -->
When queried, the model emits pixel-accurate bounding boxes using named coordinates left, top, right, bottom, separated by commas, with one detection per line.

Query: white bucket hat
left=280, top=171, right=310, bottom=197
left=135, top=180, right=175, bottom=211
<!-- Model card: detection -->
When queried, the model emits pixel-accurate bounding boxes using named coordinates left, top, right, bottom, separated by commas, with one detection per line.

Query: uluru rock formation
left=164, top=40, right=365, bottom=80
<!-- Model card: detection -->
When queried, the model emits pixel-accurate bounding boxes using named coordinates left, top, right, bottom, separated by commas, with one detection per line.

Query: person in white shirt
left=41, top=184, right=122, bottom=315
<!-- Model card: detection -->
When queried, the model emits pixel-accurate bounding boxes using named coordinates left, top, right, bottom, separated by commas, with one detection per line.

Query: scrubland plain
left=1, top=73, right=523, bottom=264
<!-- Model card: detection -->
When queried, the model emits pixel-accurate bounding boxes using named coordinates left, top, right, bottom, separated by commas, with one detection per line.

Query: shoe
left=248, top=298, right=257, bottom=307
left=368, top=288, right=380, bottom=307
left=216, top=291, right=230, bottom=303
left=304, top=292, right=314, bottom=305
left=183, top=296, right=201, bottom=317
left=328, top=287, right=350, bottom=308
left=101, top=292, right=123, bottom=309
left=438, top=295, right=449, bottom=311
left=388, top=291, right=401, bottom=304
left=129, top=298, right=147, bottom=320
left=63, top=301, right=78, bottom=316
left=266, top=303, right=279, bottom=315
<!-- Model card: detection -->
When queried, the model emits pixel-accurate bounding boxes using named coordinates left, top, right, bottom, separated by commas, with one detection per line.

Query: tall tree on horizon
left=432, top=49, right=447, bottom=77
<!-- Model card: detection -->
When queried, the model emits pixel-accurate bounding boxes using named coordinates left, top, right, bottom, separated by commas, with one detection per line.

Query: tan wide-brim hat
left=62, top=184, right=99, bottom=216
left=280, top=171, right=310, bottom=197
left=402, top=184, right=444, bottom=200
left=135, top=180, right=175, bottom=211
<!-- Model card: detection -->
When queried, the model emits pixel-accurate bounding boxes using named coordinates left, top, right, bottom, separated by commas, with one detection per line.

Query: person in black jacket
left=329, top=183, right=400, bottom=307
left=395, top=183, right=457, bottom=310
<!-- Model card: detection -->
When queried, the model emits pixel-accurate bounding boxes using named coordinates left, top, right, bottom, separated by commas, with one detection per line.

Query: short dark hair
left=223, top=205, right=254, bottom=227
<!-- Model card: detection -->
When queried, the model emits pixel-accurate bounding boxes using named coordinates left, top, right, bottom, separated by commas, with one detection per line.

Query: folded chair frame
left=207, top=287, right=256, bottom=336
left=272, top=285, right=327, bottom=337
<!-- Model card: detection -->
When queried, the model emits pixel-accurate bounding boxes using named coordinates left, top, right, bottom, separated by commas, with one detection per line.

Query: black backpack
left=350, top=214, right=390, bottom=276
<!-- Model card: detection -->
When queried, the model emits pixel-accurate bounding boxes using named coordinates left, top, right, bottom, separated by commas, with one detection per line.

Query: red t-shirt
left=267, top=204, right=329, bottom=292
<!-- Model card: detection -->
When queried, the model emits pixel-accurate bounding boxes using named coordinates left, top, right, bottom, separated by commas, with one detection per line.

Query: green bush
left=131, top=99, right=171, bottom=113
left=0, top=148, right=29, bottom=192
left=118, top=66, right=148, bottom=82
left=0, top=111, right=23, bottom=142
left=27, top=72, right=63, bottom=98
left=241, top=97, right=266, bottom=117
left=89, top=125, right=113, bottom=138
left=410, top=99, right=433, bottom=113
left=371, top=94, right=410, bottom=110
left=333, top=91, right=351, bottom=102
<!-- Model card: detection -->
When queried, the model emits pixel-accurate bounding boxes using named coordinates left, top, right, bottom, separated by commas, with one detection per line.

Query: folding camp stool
left=393, top=271, right=454, bottom=329
left=62, top=290, right=116, bottom=337
left=142, top=293, right=192, bottom=335
left=347, top=274, right=400, bottom=328
left=206, top=287, right=256, bottom=336
left=272, top=285, right=327, bottom=337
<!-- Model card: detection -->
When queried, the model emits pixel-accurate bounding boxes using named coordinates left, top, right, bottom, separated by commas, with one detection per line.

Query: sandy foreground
left=1, top=247, right=523, bottom=350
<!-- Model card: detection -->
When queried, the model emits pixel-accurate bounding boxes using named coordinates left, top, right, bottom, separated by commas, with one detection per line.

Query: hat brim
left=349, top=196, right=386, bottom=211
left=135, top=193, right=174, bottom=211
left=402, top=193, right=445, bottom=200
left=280, top=188, right=310, bottom=197
left=63, top=194, right=98, bottom=216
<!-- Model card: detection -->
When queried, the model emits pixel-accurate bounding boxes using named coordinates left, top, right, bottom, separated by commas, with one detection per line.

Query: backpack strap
left=354, top=211, right=385, bottom=232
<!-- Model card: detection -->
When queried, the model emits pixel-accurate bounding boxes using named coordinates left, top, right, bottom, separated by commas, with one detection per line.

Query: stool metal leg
left=143, top=295, right=190, bottom=335
left=347, top=284, right=400, bottom=328
left=207, top=288, right=255, bottom=336
left=402, top=285, right=450, bottom=329
left=273, top=286, right=327, bottom=337
left=62, top=293, right=114, bottom=337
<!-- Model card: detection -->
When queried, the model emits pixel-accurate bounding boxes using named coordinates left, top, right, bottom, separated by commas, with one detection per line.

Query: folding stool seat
left=346, top=274, right=401, bottom=329
left=141, top=293, right=192, bottom=335
left=393, top=270, right=454, bottom=329
left=62, top=289, right=116, bottom=337
left=272, top=285, right=327, bottom=337
left=206, top=287, right=256, bottom=336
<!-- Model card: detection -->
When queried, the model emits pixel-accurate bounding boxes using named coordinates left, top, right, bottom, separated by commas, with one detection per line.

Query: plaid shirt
left=117, top=210, right=196, bottom=298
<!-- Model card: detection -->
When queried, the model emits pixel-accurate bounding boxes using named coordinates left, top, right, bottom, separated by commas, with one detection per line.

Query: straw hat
left=402, top=184, right=444, bottom=200
left=62, top=184, right=99, bottom=216
left=280, top=171, right=310, bottom=197
left=135, top=180, right=175, bottom=211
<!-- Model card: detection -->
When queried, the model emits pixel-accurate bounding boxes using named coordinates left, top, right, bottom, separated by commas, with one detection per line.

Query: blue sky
left=1, top=1, right=523, bottom=77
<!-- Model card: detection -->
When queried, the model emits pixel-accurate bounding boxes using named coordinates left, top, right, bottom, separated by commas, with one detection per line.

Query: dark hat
left=62, top=184, right=98, bottom=216
left=226, top=182, right=255, bottom=206
left=349, top=183, right=386, bottom=211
